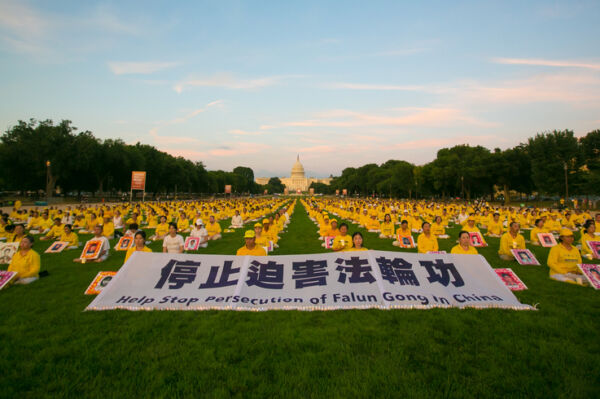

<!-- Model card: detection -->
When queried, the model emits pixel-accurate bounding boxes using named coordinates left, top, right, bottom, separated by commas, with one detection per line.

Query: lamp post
left=564, top=162, right=568, bottom=201
left=46, top=160, right=51, bottom=202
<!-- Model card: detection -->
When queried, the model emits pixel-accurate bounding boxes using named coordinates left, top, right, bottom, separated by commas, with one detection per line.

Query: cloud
left=108, top=61, right=180, bottom=75
left=165, top=142, right=271, bottom=159
left=173, top=73, right=304, bottom=93
left=492, top=57, right=600, bottom=71
left=230, top=129, right=269, bottom=136
left=326, top=82, right=427, bottom=91
left=279, top=107, right=496, bottom=129
left=392, top=135, right=502, bottom=150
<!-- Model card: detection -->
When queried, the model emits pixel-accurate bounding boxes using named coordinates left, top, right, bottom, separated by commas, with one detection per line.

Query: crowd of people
left=303, top=198, right=599, bottom=286
left=1, top=195, right=598, bottom=288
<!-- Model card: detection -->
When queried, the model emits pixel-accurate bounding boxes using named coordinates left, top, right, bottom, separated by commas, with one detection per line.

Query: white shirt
left=163, top=234, right=184, bottom=253
left=88, top=236, right=110, bottom=259
left=113, top=216, right=123, bottom=229
left=231, top=215, right=243, bottom=227
left=189, top=227, right=208, bottom=248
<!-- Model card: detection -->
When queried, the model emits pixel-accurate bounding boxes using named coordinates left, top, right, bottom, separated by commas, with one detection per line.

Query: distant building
left=255, top=155, right=332, bottom=192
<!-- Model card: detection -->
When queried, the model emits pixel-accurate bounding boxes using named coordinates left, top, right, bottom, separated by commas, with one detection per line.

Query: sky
left=1, top=0, right=599, bottom=178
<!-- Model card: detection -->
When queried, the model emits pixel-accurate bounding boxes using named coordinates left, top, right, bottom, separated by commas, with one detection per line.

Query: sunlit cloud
left=108, top=61, right=180, bottom=75
left=492, top=57, right=600, bottom=70
left=173, top=73, right=305, bottom=93
left=326, top=82, right=427, bottom=91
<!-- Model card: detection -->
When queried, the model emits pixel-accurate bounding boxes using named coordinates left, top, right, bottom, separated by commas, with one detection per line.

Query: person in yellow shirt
left=431, top=216, right=446, bottom=237
left=417, top=222, right=439, bottom=253
left=547, top=229, right=585, bottom=285
left=580, top=220, right=596, bottom=259
left=124, top=231, right=152, bottom=263
left=177, top=211, right=191, bottom=233
left=318, top=216, right=331, bottom=238
left=498, top=222, right=526, bottom=260
left=529, top=218, right=547, bottom=246
left=545, top=214, right=561, bottom=233
left=348, top=232, right=368, bottom=251
left=463, top=217, right=487, bottom=245
left=152, top=216, right=169, bottom=241
left=60, top=224, right=79, bottom=248
left=9, top=224, right=25, bottom=244
left=379, top=214, right=395, bottom=239
left=40, top=218, right=63, bottom=241
left=206, top=215, right=222, bottom=240
left=332, top=223, right=352, bottom=251
left=236, top=230, right=267, bottom=256
left=365, top=214, right=381, bottom=232
left=451, top=231, right=479, bottom=255
left=393, top=220, right=412, bottom=246
left=486, top=213, right=504, bottom=237
left=7, top=235, right=40, bottom=284
left=261, top=219, right=279, bottom=248
left=73, top=215, right=86, bottom=230
left=326, top=219, right=340, bottom=237
left=102, top=216, right=115, bottom=239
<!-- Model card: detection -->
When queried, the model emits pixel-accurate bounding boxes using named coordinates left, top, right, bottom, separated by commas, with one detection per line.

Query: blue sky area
left=1, top=0, right=599, bottom=177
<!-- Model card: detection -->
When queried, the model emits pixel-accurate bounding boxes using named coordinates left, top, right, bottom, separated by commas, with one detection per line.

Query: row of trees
left=314, top=129, right=600, bottom=201
left=0, top=119, right=262, bottom=197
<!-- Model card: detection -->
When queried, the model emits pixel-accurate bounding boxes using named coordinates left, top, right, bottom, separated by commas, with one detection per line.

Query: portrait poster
left=0, top=271, right=18, bottom=290
left=398, top=235, right=415, bottom=249
left=45, top=241, right=69, bottom=253
left=577, top=264, right=600, bottom=290
left=495, top=268, right=528, bottom=291
left=587, top=241, right=600, bottom=259
left=85, top=271, right=117, bottom=295
left=324, top=236, right=336, bottom=249
left=81, top=240, right=102, bottom=261
left=538, top=233, right=557, bottom=248
left=184, top=237, right=200, bottom=251
left=0, top=242, right=19, bottom=264
left=469, top=232, right=486, bottom=247
left=115, top=236, right=134, bottom=251
left=511, top=249, right=540, bottom=266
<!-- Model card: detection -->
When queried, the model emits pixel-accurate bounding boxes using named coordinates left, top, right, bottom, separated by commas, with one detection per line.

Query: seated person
left=60, top=224, right=80, bottom=249
left=177, top=211, right=191, bottom=233
left=547, top=229, right=585, bottom=285
left=498, top=222, right=526, bottom=261
left=124, top=231, right=152, bottom=263
left=348, top=232, right=368, bottom=251
left=393, top=220, right=412, bottom=246
left=230, top=210, right=244, bottom=228
left=530, top=218, right=547, bottom=246
left=379, top=214, right=395, bottom=239
left=9, top=224, right=26, bottom=244
left=431, top=216, right=447, bottom=237
left=417, top=222, right=439, bottom=253
left=102, top=216, right=115, bottom=239
left=486, top=213, right=504, bottom=237
left=451, top=231, right=479, bottom=254
left=151, top=216, right=169, bottom=241
left=73, top=225, right=110, bottom=263
left=332, top=223, right=352, bottom=252
left=40, top=218, right=63, bottom=241
left=189, top=219, right=209, bottom=249
left=123, top=223, right=139, bottom=237
left=236, top=230, right=267, bottom=256
left=205, top=215, right=222, bottom=241
left=8, top=235, right=41, bottom=285
left=580, top=220, right=596, bottom=259
left=162, top=223, right=184, bottom=254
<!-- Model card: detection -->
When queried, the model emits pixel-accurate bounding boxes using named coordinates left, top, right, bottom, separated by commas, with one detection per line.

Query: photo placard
left=495, top=268, right=528, bottom=291
left=85, top=271, right=117, bottom=295
left=45, top=241, right=69, bottom=254
left=577, top=264, right=600, bottom=290
left=538, top=233, right=557, bottom=248
left=511, top=249, right=540, bottom=265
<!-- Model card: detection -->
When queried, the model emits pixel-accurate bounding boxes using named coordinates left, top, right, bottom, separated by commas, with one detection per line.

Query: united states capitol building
left=255, top=155, right=332, bottom=192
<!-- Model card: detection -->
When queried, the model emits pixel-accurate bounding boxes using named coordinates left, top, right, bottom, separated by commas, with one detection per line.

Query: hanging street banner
left=86, top=251, right=534, bottom=311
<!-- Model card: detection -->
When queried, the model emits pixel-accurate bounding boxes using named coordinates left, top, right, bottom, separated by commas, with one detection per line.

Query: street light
left=46, top=160, right=51, bottom=202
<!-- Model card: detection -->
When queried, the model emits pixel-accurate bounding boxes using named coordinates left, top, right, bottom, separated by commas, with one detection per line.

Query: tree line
left=312, top=129, right=599, bottom=202
left=0, top=119, right=261, bottom=197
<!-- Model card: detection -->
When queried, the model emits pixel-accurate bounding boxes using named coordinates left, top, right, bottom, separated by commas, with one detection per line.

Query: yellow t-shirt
left=102, top=222, right=115, bottom=237
left=580, top=233, right=597, bottom=256
left=124, top=246, right=152, bottom=263
left=530, top=227, right=547, bottom=245
left=417, top=233, right=439, bottom=253
left=451, top=245, right=478, bottom=255
left=347, top=247, right=368, bottom=251
left=498, top=232, right=526, bottom=256
left=60, top=231, right=79, bottom=247
left=155, top=223, right=169, bottom=236
left=380, top=222, right=395, bottom=236
left=45, top=224, right=63, bottom=239
left=206, top=222, right=222, bottom=236
left=547, top=244, right=582, bottom=275
left=8, top=249, right=41, bottom=279
left=236, top=246, right=267, bottom=256
left=332, top=234, right=353, bottom=251
left=431, top=223, right=445, bottom=236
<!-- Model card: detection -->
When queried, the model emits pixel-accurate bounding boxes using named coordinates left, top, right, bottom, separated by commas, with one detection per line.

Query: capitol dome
left=291, top=155, right=305, bottom=178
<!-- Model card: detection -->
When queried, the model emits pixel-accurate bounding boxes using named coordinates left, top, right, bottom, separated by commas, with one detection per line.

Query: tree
left=266, top=177, right=285, bottom=193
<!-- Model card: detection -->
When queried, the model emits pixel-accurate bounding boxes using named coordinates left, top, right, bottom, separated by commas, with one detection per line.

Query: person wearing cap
left=332, top=223, right=352, bottom=252
left=547, top=228, right=585, bottom=285
left=231, top=210, right=244, bottom=228
left=236, top=230, right=267, bottom=256
left=190, top=219, right=208, bottom=248
left=206, top=215, right=222, bottom=240
left=253, top=222, right=269, bottom=249
left=498, top=222, right=526, bottom=260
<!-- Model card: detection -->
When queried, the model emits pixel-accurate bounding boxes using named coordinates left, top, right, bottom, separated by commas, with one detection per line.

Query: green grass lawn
left=1, top=199, right=599, bottom=398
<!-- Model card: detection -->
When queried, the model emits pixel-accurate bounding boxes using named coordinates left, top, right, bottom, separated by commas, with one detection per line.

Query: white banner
left=86, top=251, right=534, bottom=311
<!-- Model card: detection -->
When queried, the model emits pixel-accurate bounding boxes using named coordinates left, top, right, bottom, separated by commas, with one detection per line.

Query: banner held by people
left=86, top=251, right=534, bottom=311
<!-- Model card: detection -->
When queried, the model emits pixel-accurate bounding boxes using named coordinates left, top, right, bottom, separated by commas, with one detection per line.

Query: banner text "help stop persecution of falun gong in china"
left=86, top=251, right=535, bottom=311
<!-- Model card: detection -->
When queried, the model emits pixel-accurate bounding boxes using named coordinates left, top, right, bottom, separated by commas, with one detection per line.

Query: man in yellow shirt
left=60, top=224, right=79, bottom=248
left=498, top=222, right=526, bottom=260
left=417, top=222, right=439, bottom=253
left=206, top=215, right=222, bottom=240
left=332, top=223, right=352, bottom=252
left=40, top=218, right=63, bottom=241
left=236, top=230, right=267, bottom=256
left=8, top=235, right=40, bottom=284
